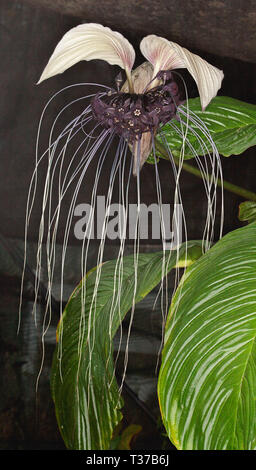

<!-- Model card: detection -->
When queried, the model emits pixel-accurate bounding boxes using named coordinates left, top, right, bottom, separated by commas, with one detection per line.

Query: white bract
left=38, top=22, right=223, bottom=111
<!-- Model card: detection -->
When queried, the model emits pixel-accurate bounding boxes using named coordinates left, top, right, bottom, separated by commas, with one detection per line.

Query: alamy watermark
left=74, top=196, right=182, bottom=249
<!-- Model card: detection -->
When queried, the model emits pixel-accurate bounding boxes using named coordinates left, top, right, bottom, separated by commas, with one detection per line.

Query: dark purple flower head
left=91, top=72, right=181, bottom=142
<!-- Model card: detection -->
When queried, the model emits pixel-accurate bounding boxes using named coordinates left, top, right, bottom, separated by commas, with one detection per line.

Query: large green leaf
left=158, top=222, right=256, bottom=450
left=157, top=96, right=256, bottom=159
left=51, top=241, right=203, bottom=450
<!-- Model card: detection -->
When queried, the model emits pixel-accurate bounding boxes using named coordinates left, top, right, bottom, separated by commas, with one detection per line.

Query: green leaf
left=51, top=241, right=204, bottom=450
left=158, top=223, right=256, bottom=450
left=157, top=96, right=256, bottom=159
left=146, top=153, right=160, bottom=165
left=238, top=201, right=256, bottom=224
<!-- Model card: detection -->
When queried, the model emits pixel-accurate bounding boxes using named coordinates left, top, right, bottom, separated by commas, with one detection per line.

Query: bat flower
left=23, top=23, right=225, bottom=346
left=38, top=23, right=224, bottom=176
left=21, top=24, right=226, bottom=422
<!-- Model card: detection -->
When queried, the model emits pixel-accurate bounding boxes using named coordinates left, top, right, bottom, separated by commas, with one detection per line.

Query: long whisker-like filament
left=56, top=129, right=115, bottom=375
left=178, top=106, right=224, bottom=241
left=77, top=136, right=130, bottom=421
left=20, top=84, right=114, bottom=391
left=118, top=137, right=142, bottom=393
left=108, top=143, right=133, bottom=388
left=19, top=83, right=111, bottom=329
left=150, top=138, right=169, bottom=359
left=156, top=129, right=189, bottom=347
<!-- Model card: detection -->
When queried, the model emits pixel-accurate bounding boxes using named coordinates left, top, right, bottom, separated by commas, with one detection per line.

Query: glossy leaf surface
left=238, top=201, right=256, bottom=225
left=158, top=96, right=256, bottom=159
left=158, top=223, right=256, bottom=449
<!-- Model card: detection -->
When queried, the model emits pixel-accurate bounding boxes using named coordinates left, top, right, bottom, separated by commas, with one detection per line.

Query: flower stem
left=155, top=141, right=256, bottom=203
left=125, top=68, right=134, bottom=93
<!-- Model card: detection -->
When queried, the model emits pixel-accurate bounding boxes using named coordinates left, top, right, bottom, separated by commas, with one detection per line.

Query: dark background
left=0, top=0, right=255, bottom=450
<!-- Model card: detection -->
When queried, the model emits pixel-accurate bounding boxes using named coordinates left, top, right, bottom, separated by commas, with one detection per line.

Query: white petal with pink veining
left=140, top=35, right=224, bottom=110
left=140, top=35, right=184, bottom=77
left=38, top=23, right=136, bottom=83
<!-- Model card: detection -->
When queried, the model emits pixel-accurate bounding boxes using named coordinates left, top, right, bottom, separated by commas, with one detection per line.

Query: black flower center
left=91, top=75, right=181, bottom=141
